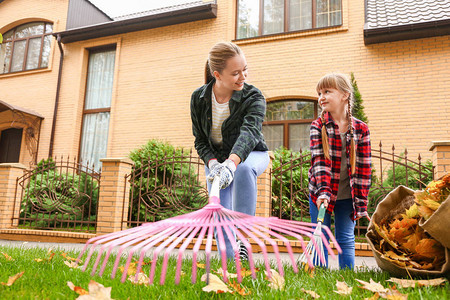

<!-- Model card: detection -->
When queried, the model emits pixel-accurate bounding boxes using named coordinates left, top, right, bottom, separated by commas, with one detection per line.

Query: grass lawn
left=0, top=245, right=449, bottom=299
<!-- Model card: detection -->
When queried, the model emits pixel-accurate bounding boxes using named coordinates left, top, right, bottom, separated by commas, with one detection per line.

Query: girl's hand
left=317, top=195, right=329, bottom=209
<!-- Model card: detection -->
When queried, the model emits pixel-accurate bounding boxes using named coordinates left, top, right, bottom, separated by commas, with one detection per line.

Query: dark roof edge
left=364, top=19, right=450, bottom=45
left=0, top=100, right=45, bottom=119
left=54, top=3, right=217, bottom=44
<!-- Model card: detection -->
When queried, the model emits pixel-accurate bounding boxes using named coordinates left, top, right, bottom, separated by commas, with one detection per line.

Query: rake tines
left=77, top=178, right=340, bottom=285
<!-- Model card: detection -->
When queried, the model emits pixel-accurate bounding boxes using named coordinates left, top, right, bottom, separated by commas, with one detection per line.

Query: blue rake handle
left=317, top=203, right=326, bottom=224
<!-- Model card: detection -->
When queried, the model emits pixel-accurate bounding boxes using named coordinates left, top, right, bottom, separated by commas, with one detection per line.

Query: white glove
left=206, top=159, right=222, bottom=183
left=217, top=159, right=237, bottom=189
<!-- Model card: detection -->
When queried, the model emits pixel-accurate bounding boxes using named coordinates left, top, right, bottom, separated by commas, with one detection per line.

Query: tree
left=351, top=72, right=369, bottom=123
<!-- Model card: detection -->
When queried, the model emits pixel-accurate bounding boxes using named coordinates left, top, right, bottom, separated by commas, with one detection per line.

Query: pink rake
left=77, top=177, right=341, bottom=285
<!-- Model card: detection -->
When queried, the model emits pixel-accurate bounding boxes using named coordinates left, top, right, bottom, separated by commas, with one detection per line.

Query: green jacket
left=190, top=79, right=268, bottom=164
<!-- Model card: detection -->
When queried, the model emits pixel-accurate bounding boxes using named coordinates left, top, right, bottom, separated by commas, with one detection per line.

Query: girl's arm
left=353, top=125, right=372, bottom=220
left=310, top=122, right=332, bottom=202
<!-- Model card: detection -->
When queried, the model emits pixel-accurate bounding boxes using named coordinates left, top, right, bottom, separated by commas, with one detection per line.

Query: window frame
left=0, top=22, right=53, bottom=74
left=235, top=0, right=343, bottom=40
left=263, top=98, right=319, bottom=150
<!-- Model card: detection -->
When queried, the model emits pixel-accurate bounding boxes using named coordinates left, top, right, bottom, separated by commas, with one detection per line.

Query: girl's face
left=214, top=54, right=248, bottom=91
left=317, top=87, right=349, bottom=113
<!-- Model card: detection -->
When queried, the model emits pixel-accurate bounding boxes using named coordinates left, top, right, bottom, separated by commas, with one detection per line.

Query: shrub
left=128, top=139, right=204, bottom=223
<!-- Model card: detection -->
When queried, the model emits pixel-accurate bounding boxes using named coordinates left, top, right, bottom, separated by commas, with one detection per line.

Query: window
left=262, top=99, right=318, bottom=151
left=0, top=22, right=53, bottom=74
left=79, top=46, right=116, bottom=171
left=237, top=0, right=342, bottom=39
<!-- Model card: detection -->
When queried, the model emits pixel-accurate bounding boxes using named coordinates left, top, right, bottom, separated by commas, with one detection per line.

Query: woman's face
left=214, top=54, right=248, bottom=91
left=317, top=87, right=349, bottom=113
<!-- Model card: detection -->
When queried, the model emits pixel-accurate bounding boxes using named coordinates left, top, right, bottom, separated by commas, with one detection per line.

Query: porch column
left=429, top=141, right=450, bottom=179
left=0, top=163, right=27, bottom=228
left=96, top=158, right=134, bottom=235
left=255, top=152, right=273, bottom=218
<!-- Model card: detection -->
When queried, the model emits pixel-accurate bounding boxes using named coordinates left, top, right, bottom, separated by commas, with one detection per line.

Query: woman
left=190, top=42, right=270, bottom=260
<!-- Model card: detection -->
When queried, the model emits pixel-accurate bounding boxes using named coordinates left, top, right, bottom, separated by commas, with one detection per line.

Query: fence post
left=0, top=163, right=27, bottom=229
left=255, top=152, right=274, bottom=218
left=96, top=158, right=134, bottom=236
left=429, top=141, right=450, bottom=179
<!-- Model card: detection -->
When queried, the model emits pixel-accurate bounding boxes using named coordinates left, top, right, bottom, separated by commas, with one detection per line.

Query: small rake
left=77, top=177, right=341, bottom=285
left=298, top=203, right=328, bottom=266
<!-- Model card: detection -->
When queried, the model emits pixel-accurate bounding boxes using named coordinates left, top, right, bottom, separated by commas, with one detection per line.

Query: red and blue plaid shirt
left=309, top=112, right=372, bottom=220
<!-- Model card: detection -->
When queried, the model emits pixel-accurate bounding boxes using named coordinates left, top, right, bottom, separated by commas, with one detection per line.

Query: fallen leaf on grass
left=127, top=272, right=149, bottom=285
left=1, top=252, right=14, bottom=261
left=1, top=271, right=24, bottom=286
left=266, top=269, right=285, bottom=290
left=61, top=252, right=82, bottom=263
left=118, top=262, right=138, bottom=276
left=301, top=288, right=320, bottom=299
left=387, top=277, right=448, bottom=288
left=67, top=282, right=89, bottom=295
left=35, top=252, right=56, bottom=263
left=356, top=279, right=389, bottom=294
left=64, top=260, right=80, bottom=268
left=335, top=280, right=353, bottom=295
left=196, top=262, right=206, bottom=269
left=201, top=273, right=233, bottom=293
left=229, top=279, right=251, bottom=296
left=72, top=280, right=113, bottom=300
left=379, top=286, right=408, bottom=300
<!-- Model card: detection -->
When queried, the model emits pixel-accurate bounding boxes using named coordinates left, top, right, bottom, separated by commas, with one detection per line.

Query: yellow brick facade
left=0, top=0, right=449, bottom=168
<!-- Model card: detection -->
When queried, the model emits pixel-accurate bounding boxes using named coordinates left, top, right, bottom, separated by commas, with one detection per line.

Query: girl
left=309, top=73, right=371, bottom=269
left=190, top=42, right=270, bottom=259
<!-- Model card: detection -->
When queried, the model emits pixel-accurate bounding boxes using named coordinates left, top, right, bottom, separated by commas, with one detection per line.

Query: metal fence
left=13, top=156, right=100, bottom=232
left=270, top=142, right=434, bottom=239
left=123, top=150, right=208, bottom=228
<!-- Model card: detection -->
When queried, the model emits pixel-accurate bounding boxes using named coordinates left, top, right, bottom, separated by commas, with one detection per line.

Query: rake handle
left=210, top=176, right=221, bottom=198
left=317, top=203, right=326, bottom=223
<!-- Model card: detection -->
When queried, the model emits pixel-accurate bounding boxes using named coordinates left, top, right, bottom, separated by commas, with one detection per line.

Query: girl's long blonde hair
left=317, top=73, right=356, bottom=174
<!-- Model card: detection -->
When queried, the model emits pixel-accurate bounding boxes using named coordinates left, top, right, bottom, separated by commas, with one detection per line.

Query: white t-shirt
left=210, top=91, right=230, bottom=146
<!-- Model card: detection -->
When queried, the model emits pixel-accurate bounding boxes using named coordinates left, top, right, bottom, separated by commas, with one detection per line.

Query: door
left=0, top=128, right=23, bottom=163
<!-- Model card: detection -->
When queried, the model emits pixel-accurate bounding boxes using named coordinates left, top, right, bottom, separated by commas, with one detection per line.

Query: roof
left=364, top=0, right=450, bottom=44
left=55, top=1, right=217, bottom=44
left=0, top=100, right=44, bottom=119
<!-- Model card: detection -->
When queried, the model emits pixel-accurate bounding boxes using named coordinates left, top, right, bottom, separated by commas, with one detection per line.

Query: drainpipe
left=49, top=34, right=64, bottom=158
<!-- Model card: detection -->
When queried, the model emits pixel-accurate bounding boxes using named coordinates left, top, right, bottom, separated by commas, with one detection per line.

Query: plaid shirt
left=309, top=112, right=372, bottom=220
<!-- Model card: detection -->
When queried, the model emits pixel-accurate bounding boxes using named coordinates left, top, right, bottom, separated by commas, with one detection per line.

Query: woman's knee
left=235, top=163, right=256, bottom=178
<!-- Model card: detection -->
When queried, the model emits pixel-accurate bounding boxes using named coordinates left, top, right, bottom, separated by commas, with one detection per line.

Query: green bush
left=22, top=158, right=99, bottom=231
left=382, top=154, right=433, bottom=189
left=128, top=139, right=204, bottom=223
left=271, top=147, right=311, bottom=221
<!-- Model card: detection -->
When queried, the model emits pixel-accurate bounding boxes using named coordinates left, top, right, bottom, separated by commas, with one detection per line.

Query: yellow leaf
left=196, top=262, right=206, bottom=269
left=374, top=223, right=398, bottom=249
left=266, top=269, right=285, bottom=290
left=355, top=279, right=389, bottom=294
left=335, top=280, right=353, bottom=295
left=229, top=279, right=251, bottom=296
left=67, top=282, right=89, bottom=295
left=127, top=272, right=149, bottom=285
left=1, top=252, right=14, bottom=261
left=1, top=271, right=24, bottom=286
left=301, top=288, right=320, bottom=299
left=381, top=251, right=409, bottom=262
left=64, top=260, right=80, bottom=268
left=201, top=273, right=233, bottom=294
left=404, top=204, right=419, bottom=219
left=417, top=204, right=434, bottom=220
left=118, top=262, right=137, bottom=276
left=76, top=280, right=113, bottom=300
left=415, top=239, right=445, bottom=260
left=387, top=277, right=448, bottom=288
left=62, top=252, right=82, bottom=263
left=214, top=268, right=237, bottom=279
left=422, top=199, right=440, bottom=211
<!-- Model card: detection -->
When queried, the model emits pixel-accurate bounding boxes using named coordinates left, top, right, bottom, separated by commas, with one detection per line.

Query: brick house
left=0, top=0, right=449, bottom=172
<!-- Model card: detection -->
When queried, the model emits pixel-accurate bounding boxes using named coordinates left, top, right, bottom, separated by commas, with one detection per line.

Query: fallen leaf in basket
left=403, top=203, right=419, bottom=219
left=402, top=229, right=424, bottom=254
left=1, top=271, right=24, bottom=286
left=389, top=218, right=417, bottom=244
left=118, top=262, right=137, bottom=276
left=128, top=272, right=149, bottom=285
left=417, top=200, right=436, bottom=220
left=356, top=279, right=389, bottom=294
left=335, top=280, right=352, bottom=295
left=422, top=199, right=441, bottom=211
left=301, top=288, right=320, bottom=298
left=415, top=239, right=445, bottom=260
left=75, top=280, right=113, bottom=300
left=387, top=277, right=448, bottom=288
left=266, top=269, right=285, bottom=290
left=68, top=282, right=89, bottom=295
left=201, top=273, right=233, bottom=293
left=229, top=279, right=251, bottom=296
left=1, top=252, right=14, bottom=261
left=374, top=223, right=398, bottom=249
left=381, top=251, right=410, bottom=262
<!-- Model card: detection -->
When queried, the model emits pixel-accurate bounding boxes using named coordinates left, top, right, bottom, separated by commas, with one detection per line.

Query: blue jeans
left=309, top=197, right=355, bottom=269
left=206, top=151, right=270, bottom=259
